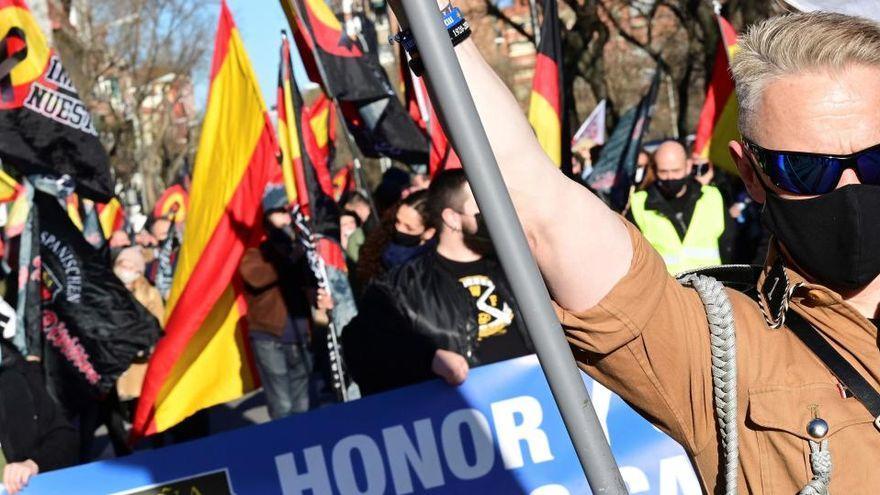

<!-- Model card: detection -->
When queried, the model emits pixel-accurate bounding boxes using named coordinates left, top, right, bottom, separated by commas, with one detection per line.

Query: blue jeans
left=250, top=335, right=312, bottom=420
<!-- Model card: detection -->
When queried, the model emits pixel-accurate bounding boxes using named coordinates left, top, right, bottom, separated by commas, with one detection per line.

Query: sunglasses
left=745, top=140, right=880, bottom=195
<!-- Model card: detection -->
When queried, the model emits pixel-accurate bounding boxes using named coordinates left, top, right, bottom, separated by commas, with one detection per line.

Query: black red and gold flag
left=528, top=0, right=565, bottom=168
left=0, top=0, right=112, bottom=201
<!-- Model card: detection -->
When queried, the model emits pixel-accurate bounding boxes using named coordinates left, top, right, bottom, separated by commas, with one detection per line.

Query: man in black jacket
left=342, top=170, right=531, bottom=395
left=0, top=339, right=78, bottom=494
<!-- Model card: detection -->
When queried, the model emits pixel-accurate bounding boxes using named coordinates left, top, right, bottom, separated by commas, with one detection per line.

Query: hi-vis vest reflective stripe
left=630, top=185, right=725, bottom=274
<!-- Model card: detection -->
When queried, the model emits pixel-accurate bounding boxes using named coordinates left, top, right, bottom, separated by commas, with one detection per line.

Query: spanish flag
left=693, top=14, right=740, bottom=174
left=152, top=184, right=189, bottom=224
left=97, top=198, right=125, bottom=238
left=528, top=0, right=564, bottom=167
left=132, top=0, right=275, bottom=439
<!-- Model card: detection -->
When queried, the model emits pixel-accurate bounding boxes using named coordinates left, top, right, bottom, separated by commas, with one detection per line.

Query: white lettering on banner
left=332, top=435, right=386, bottom=495
left=440, top=409, right=495, bottom=480
left=491, top=396, right=554, bottom=469
left=274, top=395, right=698, bottom=495
left=660, top=455, right=701, bottom=495
left=382, top=419, right=445, bottom=494
left=621, top=466, right=651, bottom=493
left=275, top=446, right=333, bottom=495
left=590, top=381, right=613, bottom=444
left=530, top=484, right=571, bottom=495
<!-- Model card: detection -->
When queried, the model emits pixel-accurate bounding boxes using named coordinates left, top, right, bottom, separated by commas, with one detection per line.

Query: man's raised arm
left=395, top=2, right=632, bottom=312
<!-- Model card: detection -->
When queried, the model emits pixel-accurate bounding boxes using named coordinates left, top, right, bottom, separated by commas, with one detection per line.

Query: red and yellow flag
left=694, top=15, right=740, bottom=174
left=152, top=184, right=189, bottom=223
left=277, top=32, right=311, bottom=213
left=528, top=0, right=564, bottom=167
left=96, top=198, right=125, bottom=238
left=132, top=0, right=275, bottom=439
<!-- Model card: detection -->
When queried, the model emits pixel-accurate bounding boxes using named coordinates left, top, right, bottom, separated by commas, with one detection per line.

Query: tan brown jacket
left=555, top=221, right=878, bottom=494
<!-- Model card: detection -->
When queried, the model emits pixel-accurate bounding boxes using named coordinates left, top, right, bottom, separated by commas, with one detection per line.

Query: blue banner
left=17, top=356, right=700, bottom=494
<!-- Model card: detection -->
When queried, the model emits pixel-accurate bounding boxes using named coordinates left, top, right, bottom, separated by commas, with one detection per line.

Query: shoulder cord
left=678, top=274, right=738, bottom=495
left=679, top=274, right=831, bottom=495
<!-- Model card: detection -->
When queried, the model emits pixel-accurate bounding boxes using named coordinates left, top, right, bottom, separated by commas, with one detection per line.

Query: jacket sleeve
left=342, top=282, right=437, bottom=394
left=239, top=247, right=278, bottom=290
left=554, top=220, right=720, bottom=455
left=25, top=362, right=77, bottom=472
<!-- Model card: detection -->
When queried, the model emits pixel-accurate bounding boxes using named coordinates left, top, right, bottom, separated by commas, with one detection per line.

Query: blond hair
left=731, top=12, right=880, bottom=138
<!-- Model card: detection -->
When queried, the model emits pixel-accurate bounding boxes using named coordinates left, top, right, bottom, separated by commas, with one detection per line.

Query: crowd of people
left=0, top=127, right=775, bottom=494
left=5, top=2, right=880, bottom=494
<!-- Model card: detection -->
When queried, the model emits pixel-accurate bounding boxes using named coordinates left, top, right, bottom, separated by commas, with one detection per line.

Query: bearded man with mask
left=627, top=140, right=735, bottom=274
left=342, top=169, right=531, bottom=395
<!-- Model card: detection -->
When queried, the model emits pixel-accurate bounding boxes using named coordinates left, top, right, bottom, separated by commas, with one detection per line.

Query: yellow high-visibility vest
left=631, top=185, right=725, bottom=274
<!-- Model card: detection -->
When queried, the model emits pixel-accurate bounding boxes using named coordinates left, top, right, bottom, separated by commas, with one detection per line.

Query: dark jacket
left=240, top=229, right=314, bottom=336
left=0, top=340, right=78, bottom=471
left=341, top=249, right=529, bottom=395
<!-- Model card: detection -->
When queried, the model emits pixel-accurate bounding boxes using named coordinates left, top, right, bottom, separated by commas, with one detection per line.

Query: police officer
left=389, top=2, right=880, bottom=492
left=627, top=140, right=734, bottom=273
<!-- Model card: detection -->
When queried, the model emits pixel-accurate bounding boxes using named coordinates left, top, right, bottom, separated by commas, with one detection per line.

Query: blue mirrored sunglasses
left=745, top=140, right=880, bottom=195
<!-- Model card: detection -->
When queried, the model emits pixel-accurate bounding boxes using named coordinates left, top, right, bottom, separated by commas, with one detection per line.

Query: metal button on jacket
left=807, top=418, right=829, bottom=439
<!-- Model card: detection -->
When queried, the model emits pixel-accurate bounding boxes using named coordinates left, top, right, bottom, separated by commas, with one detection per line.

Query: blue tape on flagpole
left=17, top=356, right=699, bottom=495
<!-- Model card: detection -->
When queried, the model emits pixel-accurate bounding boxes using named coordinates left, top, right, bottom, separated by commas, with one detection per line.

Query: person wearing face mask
left=342, top=169, right=531, bottom=395
left=380, top=190, right=436, bottom=270
left=626, top=140, right=735, bottom=273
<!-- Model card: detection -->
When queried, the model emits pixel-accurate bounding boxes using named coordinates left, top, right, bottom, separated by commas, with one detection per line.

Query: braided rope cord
left=678, top=274, right=738, bottom=495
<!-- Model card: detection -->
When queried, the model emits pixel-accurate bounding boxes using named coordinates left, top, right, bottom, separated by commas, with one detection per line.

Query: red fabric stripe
left=532, top=53, right=561, bottom=116
left=132, top=122, right=275, bottom=439
left=318, top=237, right=346, bottom=272
left=302, top=0, right=363, bottom=58
left=301, top=95, right=335, bottom=198
left=694, top=16, right=738, bottom=154
left=210, top=1, right=234, bottom=83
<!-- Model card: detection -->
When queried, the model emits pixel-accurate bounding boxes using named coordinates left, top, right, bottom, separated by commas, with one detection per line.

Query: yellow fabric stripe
left=0, top=168, right=18, bottom=202
left=153, top=286, right=255, bottom=431
left=700, top=96, right=740, bottom=175
left=528, top=90, right=562, bottom=167
left=310, top=103, right=330, bottom=149
left=99, top=199, right=121, bottom=238
left=278, top=75, right=302, bottom=205
left=304, top=0, right=343, bottom=31
left=165, top=25, right=268, bottom=316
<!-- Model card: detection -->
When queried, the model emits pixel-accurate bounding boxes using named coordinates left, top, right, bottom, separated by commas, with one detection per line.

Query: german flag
left=152, top=184, right=189, bottom=223
left=528, top=0, right=564, bottom=167
left=277, top=32, right=313, bottom=215
left=96, top=198, right=125, bottom=238
left=277, top=32, right=343, bottom=269
left=132, top=0, right=275, bottom=440
left=694, top=14, right=740, bottom=175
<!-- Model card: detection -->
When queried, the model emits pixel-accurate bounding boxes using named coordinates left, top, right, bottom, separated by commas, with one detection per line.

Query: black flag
left=0, top=1, right=113, bottom=201
left=286, top=0, right=428, bottom=165
left=37, top=191, right=160, bottom=394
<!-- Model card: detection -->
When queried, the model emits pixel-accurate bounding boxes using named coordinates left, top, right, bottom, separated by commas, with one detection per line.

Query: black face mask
left=392, top=229, right=423, bottom=248
left=655, top=177, right=690, bottom=199
left=762, top=184, right=880, bottom=291
left=462, top=213, right=494, bottom=255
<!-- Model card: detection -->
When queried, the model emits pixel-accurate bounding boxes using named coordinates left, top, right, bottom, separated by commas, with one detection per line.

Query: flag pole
left=278, top=2, right=379, bottom=220
left=401, top=2, right=627, bottom=493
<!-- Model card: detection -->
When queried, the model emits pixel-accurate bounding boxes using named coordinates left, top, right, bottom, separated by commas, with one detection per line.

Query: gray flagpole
left=401, top=2, right=627, bottom=493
